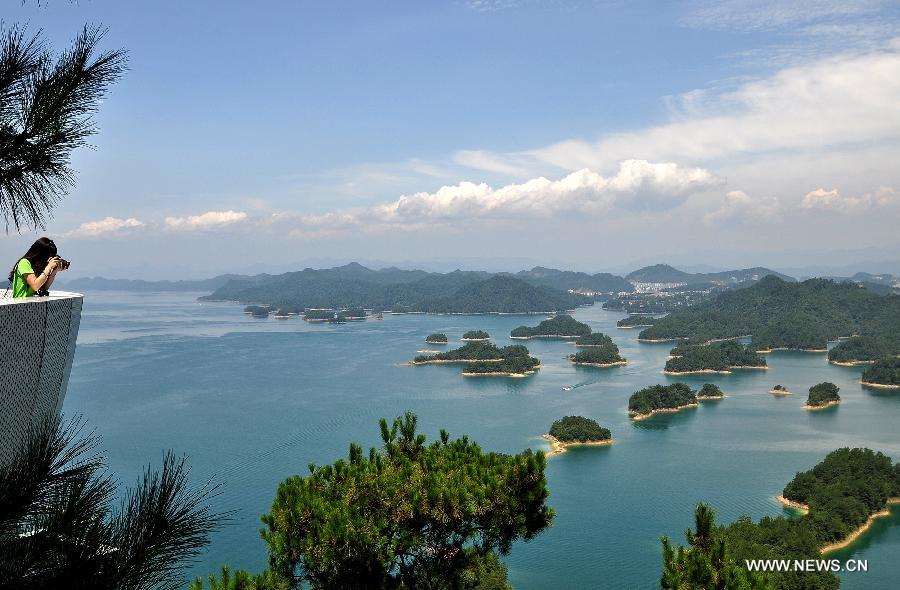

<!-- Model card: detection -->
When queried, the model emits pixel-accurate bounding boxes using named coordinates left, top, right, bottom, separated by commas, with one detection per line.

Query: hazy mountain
left=626, top=264, right=793, bottom=285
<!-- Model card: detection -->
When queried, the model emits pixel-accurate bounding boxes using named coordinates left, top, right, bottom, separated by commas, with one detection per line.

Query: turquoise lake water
left=62, top=291, right=900, bottom=589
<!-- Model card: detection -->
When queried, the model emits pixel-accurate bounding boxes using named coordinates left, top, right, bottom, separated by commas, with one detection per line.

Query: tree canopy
left=628, top=383, right=697, bottom=416
left=639, top=277, right=900, bottom=358
left=463, top=330, right=490, bottom=340
left=548, top=416, right=611, bottom=443
left=510, top=315, right=591, bottom=338
left=805, top=382, right=840, bottom=407
left=861, top=357, right=900, bottom=386
left=0, top=417, right=221, bottom=590
left=665, top=341, right=766, bottom=373
left=258, top=413, right=554, bottom=589
left=0, top=25, right=126, bottom=231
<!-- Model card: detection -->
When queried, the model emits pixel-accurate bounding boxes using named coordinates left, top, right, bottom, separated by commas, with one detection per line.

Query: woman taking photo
left=7, top=237, right=68, bottom=298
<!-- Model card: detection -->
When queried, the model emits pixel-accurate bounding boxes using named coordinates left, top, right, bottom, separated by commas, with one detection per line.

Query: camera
left=57, top=258, right=70, bottom=270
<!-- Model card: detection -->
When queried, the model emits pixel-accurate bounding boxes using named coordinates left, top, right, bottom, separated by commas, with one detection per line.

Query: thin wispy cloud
left=164, top=210, right=248, bottom=231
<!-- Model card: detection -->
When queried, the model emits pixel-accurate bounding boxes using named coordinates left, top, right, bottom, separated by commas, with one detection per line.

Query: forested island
left=861, top=357, right=900, bottom=388
left=778, top=448, right=900, bottom=552
left=638, top=276, right=900, bottom=360
left=768, top=384, right=792, bottom=395
left=203, top=263, right=590, bottom=314
left=463, top=356, right=541, bottom=377
left=664, top=341, right=767, bottom=374
left=303, top=308, right=367, bottom=322
left=570, top=342, right=626, bottom=367
left=804, top=382, right=841, bottom=410
left=628, top=383, right=698, bottom=420
left=616, top=315, right=657, bottom=328
left=243, top=305, right=271, bottom=317
left=666, top=448, right=900, bottom=590
left=425, top=333, right=448, bottom=344
left=510, top=315, right=591, bottom=339
left=412, top=342, right=540, bottom=377
left=543, top=416, right=612, bottom=455
left=574, top=333, right=614, bottom=346
left=828, top=335, right=893, bottom=364
left=696, top=383, right=725, bottom=399
left=461, top=330, right=490, bottom=341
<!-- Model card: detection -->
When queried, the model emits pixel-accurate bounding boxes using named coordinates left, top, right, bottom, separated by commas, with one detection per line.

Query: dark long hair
left=8, top=237, right=58, bottom=282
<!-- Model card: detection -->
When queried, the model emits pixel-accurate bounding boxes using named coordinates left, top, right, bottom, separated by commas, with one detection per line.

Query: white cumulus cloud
left=67, top=217, right=145, bottom=238
left=164, top=210, right=248, bottom=231
left=298, top=160, right=722, bottom=230
left=801, top=186, right=896, bottom=211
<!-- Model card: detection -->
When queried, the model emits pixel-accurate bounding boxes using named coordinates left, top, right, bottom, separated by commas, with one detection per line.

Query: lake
left=63, top=291, right=900, bottom=589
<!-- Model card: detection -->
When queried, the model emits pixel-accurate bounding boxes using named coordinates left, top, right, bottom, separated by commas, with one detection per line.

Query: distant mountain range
left=625, top=264, right=793, bottom=285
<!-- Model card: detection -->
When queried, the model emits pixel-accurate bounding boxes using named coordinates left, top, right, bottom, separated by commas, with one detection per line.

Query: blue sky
left=4, top=0, right=900, bottom=277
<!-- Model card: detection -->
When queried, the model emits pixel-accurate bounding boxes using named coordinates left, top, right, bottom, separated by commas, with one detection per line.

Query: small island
left=569, top=342, right=626, bottom=367
left=696, top=383, right=725, bottom=400
left=574, top=333, right=613, bottom=347
left=778, top=447, right=900, bottom=553
left=412, top=342, right=540, bottom=378
left=425, top=333, right=448, bottom=344
left=244, top=305, right=271, bottom=317
left=828, top=335, right=894, bottom=365
left=510, top=314, right=591, bottom=339
left=461, top=330, right=491, bottom=341
left=804, top=382, right=841, bottom=410
left=463, top=355, right=540, bottom=377
left=664, top=341, right=767, bottom=375
left=304, top=308, right=367, bottom=322
left=543, top=416, right=613, bottom=456
left=768, top=384, right=792, bottom=395
left=628, top=383, right=698, bottom=420
left=861, top=357, right=900, bottom=389
left=616, top=315, right=657, bottom=329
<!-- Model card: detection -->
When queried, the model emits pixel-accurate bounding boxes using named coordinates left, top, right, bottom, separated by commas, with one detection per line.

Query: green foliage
left=574, top=332, right=614, bottom=346
left=463, top=330, right=490, bottom=340
left=667, top=449, right=900, bottom=590
left=204, top=266, right=587, bottom=314
left=464, top=356, right=540, bottom=376
left=805, top=382, right=840, bottom=407
left=616, top=315, right=657, bottom=328
left=244, top=305, right=271, bottom=316
left=0, top=416, right=222, bottom=590
left=513, top=266, right=633, bottom=294
left=259, top=413, right=554, bottom=589
left=189, top=566, right=287, bottom=590
left=827, top=336, right=893, bottom=362
left=510, top=314, right=591, bottom=338
left=548, top=416, right=611, bottom=442
left=862, top=357, right=900, bottom=386
left=426, top=333, right=448, bottom=343
left=628, top=383, right=697, bottom=415
left=665, top=341, right=766, bottom=373
left=639, top=277, right=900, bottom=357
left=570, top=345, right=624, bottom=365
left=414, top=342, right=525, bottom=363
left=0, top=25, right=127, bottom=230
left=782, top=448, right=900, bottom=518
left=698, top=383, right=724, bottom=398
left=661, top=503, right=774, bottom=590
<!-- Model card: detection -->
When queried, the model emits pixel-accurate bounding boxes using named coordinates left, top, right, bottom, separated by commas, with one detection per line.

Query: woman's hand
left=45, top=257, right=60, bottom=273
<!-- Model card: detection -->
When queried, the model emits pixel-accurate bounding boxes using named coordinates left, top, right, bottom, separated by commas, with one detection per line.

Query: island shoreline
left=541, top=434, right=613, bottom=456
